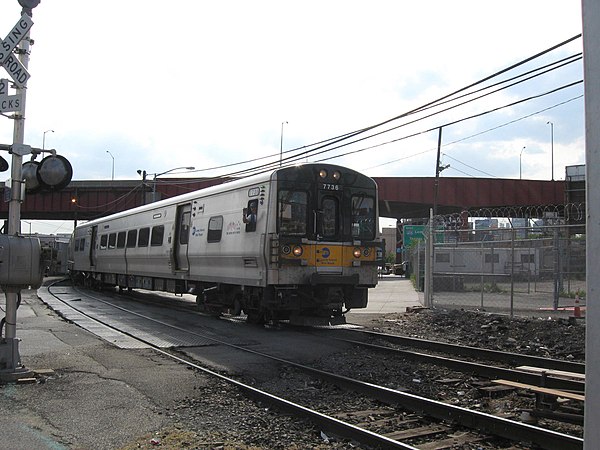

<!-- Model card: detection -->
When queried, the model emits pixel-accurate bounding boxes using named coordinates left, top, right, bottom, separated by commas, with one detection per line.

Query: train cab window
left=100, top=234, right=108, bottom=250
left=243, top=199, right=258, bottom=232
left=151, top=225, right=165, bottom=246
left=321, top=196, right=338, bottom=238
left=138, top=227, right=150, bottom=247
left=108, top=233, right=117, bottom=249
left=207, top=216, right=223, bottom=242
left=126, top=230, right=137, bottom=248
left=179, top=211, right=191, bottom=245
left=278, top=190, right=307, bottom=236
left=117, top=231, right=126, bottom=249
left=351, top=195, right=375, bottom=240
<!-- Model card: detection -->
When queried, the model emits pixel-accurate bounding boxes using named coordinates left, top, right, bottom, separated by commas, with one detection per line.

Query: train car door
left=315, top=190, right=343, bottom=273
left=174, top=204, right=192, bottom=271
left=89, top=226, right=97, bottom=267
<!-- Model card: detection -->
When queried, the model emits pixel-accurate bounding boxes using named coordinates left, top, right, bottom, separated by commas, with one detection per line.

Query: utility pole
left=0, top=3, right=72, bottom=379
left=433, top=127, right=443, bottom=217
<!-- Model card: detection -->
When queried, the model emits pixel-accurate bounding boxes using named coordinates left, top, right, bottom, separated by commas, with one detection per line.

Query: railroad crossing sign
left=0, top=78, right=23, bottom=112
left=0, top=14, right=33, bottom=88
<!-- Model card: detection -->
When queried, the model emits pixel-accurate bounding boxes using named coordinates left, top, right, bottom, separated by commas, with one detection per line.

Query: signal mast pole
left=0, top=1, right=37, bottom=379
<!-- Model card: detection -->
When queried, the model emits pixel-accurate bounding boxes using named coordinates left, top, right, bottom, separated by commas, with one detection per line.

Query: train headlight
left=281, top=245, right=291, bottom=255
left=332, top=170, right=341, bottom=181
left=353, top=247, right=362, bottom=258
left=319, top=169, right=328, bottom=179
left=293, top=245, right=304, bottom=257
left=363, top=248, right=370, bottom=257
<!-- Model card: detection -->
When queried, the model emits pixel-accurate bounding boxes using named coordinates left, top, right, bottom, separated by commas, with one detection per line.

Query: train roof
left=76, top=169, right=273, bottom=229
left=75, top=163, right=375, bottom=229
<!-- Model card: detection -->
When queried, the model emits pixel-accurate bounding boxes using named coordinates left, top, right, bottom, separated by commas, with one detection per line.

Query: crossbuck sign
left=0, top=14, right=33, bottom=89
left=0, top=78, right=22, bottom=112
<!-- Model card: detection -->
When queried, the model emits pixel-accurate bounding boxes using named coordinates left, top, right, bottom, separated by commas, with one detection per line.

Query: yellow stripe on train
left=280, top=244, right=378, bottom=267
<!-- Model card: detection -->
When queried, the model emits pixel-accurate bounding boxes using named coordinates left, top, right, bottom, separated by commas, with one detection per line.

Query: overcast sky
left=0, top=1, right=584, bottom=233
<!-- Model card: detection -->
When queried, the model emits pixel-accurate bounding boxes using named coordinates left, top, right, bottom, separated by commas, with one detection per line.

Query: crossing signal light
left=37, top=154, right=73, bottom=192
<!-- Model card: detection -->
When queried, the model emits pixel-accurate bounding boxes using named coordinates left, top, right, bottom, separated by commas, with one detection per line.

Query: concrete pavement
left=346, top=275, right=423, bottom=324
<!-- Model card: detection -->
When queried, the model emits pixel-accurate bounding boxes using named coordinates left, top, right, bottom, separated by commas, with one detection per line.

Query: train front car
left=267, top=164, right=382, bottom=325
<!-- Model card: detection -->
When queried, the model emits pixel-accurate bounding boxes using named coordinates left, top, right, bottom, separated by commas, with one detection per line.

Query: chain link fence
left=406, top=208, right=586, bottom=317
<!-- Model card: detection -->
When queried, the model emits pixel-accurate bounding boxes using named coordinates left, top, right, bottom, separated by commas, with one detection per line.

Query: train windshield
left=278, top=190, right=308, bottom=236
left=321, top=196, right=338, bottom=238
left=351, top=194, right=376, bottom=240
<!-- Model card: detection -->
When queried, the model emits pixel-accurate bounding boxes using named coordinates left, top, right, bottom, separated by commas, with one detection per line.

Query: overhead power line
left=153, top=34, right=584, bottom=184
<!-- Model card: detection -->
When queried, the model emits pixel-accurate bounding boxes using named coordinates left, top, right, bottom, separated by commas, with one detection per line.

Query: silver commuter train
left=68, top=163, right=382, bottom=324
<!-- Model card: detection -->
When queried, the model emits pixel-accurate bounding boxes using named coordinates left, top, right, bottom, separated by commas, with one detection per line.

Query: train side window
left=151, top=225, right=165, bottom=246
left=100, top=234, right=108, bottom=250
left=436, top=253, right=450, bottom=263
left=138, top=228, right=150, bottom=247
left=243, top=199, right=258, bottom=232
left=117, top=231, right=126, bottom=249
left=351, top=195, right=375, bottom=240
left=126, top=230, right=137, bottom=248
left=74, top=239, right=80, bottom=252
left=207, top=216, right=223, bottom=242
left=80, top=238, right=85, bottom=251
left=179, top=211, right=191, bottom=245
left=484, top=253, right=500, bottom=264
left=521, top=253, right=535, bottom=263
left=108, top=233, right=117, bottom=249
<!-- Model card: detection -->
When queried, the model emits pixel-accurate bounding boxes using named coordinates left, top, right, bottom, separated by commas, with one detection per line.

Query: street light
left=42, top=129, right=54, bottom=150
left=520, top=146, right=526, bottom=179
left=151, top=166, right=195, bottom=202
left=106, top=150, right=114, bottom=181
left=547, top=121, right=554, bottom=181
left=280, top=121, right=288, bottom=166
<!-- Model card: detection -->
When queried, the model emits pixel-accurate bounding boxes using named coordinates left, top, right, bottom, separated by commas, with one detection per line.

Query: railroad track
left=315, top=328, right=585, bottom=393
left=38, top=280, right=583, bottom=449
left=309, top=326, right=585, bottom=427
left=339, top=327, right=585, bottom=374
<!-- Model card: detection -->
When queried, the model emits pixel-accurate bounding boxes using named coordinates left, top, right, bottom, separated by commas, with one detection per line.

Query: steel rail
left=46, top=283, right=583, bottom=450
left=342, top=328, right=586, bottom=374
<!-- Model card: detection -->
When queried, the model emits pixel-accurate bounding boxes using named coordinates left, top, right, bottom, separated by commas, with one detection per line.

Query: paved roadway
left=360, top=275, right=423, bottom=314
left=346, top=275, right=423, bottom=325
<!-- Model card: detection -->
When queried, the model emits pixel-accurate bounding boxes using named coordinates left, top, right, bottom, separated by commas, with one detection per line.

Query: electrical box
left=0, top=235, right=43, bottom=289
